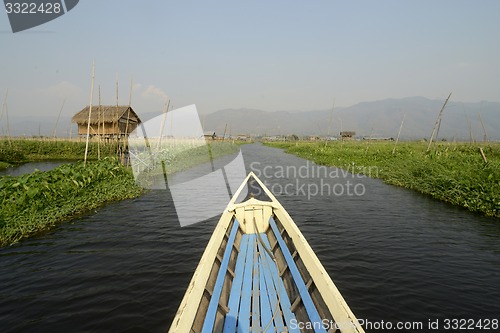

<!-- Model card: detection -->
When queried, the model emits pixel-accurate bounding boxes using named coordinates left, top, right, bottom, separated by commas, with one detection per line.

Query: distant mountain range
left=3, top=96, right=499, bottom=141
left=203, top=97, right=500, bottom=141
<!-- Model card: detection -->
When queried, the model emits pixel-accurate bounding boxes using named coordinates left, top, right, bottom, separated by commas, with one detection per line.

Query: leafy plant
left=0, top=158, right=143, bottom=247
left=266, top=141, right=500, bottom=217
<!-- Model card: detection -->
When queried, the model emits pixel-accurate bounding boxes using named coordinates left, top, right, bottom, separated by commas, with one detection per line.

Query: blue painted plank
left=268, top=217, right=327, bottom=333
left=257, top=240, right=286, bottom=332
left=251, top=236, right=260, bottom=332
left=223, top=231, right=250, bottom=333
left=258, top=255, right=275, bottom=333
left=202, top=220, right=240, bottom=333
left=237, top=233, right=255, bottom=333
left=259, top=235, right=300, bottom=333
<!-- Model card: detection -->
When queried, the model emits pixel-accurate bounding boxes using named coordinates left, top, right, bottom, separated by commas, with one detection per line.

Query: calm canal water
left=1, top=144, right=499, bottom=332
left=0, top=161, right=69, bottom=177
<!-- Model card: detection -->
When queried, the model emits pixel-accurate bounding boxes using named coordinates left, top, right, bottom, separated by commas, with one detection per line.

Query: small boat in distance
left=169, top=172, right=365, bottom=333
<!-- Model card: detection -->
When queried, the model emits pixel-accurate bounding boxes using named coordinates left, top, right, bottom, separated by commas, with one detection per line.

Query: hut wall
left=77, top=121, right=138, bottom=136
left=78, top=122, right=120, bottom=135
left=118, top=119, right=138, bottom=134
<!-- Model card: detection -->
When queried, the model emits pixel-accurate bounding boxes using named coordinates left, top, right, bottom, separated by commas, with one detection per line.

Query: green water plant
left=0, top=138, right=118, bottom=163
left=0, top=158, right=143, bottom=247
left=266, top=141, right=500, bottom=217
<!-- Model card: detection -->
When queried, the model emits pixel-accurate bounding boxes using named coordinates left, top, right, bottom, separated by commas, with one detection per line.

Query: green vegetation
left=167, top=141, right=241, bottom=173
left=0, top=138, right=118, bottom=166
left=0, top=158, right=143, bottom=247
left=130, top=140, right=241, bottom=185
left=0, top=139, right=243, bottom=246
left=0, top=161, right=10, bottom=171
left=266, top=141, right=500, bottom=217
left=0, top=138, right=243, bottom=170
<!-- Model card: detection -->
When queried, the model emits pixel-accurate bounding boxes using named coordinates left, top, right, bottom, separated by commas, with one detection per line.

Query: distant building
left=340, top=131, right=356, bottom=140
left=362, top=137, right=394, bottom=141
left=204, top=131, right=216, bottom=140
left=236, top=134, right=251, bottom=141
left=262, top=135, right=285, bottom=142
left=72, top=105, right=141, bottom=137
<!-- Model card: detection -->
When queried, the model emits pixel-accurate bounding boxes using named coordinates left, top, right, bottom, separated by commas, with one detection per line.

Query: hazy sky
left=1, top=0, right=499, bottom=118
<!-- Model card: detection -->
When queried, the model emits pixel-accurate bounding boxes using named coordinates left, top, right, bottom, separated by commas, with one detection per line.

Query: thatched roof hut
left=340, top=131, right=356, bottom=139
left=72, top=105, right=141, bottom=137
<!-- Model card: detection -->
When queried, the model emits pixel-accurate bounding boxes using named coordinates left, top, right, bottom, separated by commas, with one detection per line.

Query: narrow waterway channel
left=0, top=161, right=69, bottom=177
left=1, top=143, right=499, bottom=332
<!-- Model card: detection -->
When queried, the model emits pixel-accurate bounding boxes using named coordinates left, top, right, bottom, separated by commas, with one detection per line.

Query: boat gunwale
left=168, top=172, right=365, bottom=333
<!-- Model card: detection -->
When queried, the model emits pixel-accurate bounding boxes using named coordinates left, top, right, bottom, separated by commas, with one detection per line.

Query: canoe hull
left=169, top=172, right=364, bottom=333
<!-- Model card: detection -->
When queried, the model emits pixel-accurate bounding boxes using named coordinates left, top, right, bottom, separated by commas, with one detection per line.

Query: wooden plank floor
left=215, top=231, right=302, bottom=333
left=205, top=219, right=329, bottom=333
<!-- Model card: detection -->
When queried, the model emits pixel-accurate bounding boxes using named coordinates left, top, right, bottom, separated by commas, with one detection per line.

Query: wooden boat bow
left=169, top=172, right=365, bottom=333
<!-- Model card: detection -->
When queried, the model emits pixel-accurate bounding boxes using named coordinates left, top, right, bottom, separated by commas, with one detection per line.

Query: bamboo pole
left=84, top=61, right=95, bottom=166
left=324, top=99, right=335, bottom=147
left=427, top=92, right=452, bottom=151
left=123, top=77, right=133, bottom=165
left=392, top=112, right=406, bottom=154
left=339, top=117, right=344, bottom=149
left=478, top=113, right=489, bottom=142
left=157, top=99, right=170, bottom=152
left=52, top=98, right=66, bottom=139
left=479, top=147, right=487, bottom=163
left=222, top=123, right=228, bottom=141
left=115, top=74, right=120, bottom=154
left=97, top=85, right=101, bottom=160
left=124, top=78, right=133, bottom=136
left=102, top=89, right=105, bottom=141
left=435, top=118, right=442, bottom=141
left=463, top=111, right=475, bottom=144
left=468, top=118, right=474, bottom=144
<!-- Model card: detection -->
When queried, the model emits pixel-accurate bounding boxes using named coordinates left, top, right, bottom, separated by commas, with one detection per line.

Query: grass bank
left=265, top=141, right=500, bottom=217
left=0, top=158, right=143, bottom=247
left=0, top=138, right=119, bottom=167
left=0, top=138, right=243, bottom=170
left=0, top=139, right=243, bottom=246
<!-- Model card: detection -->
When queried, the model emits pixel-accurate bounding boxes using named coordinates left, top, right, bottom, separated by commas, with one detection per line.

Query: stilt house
left=72, top=105, right=141, bottom=137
